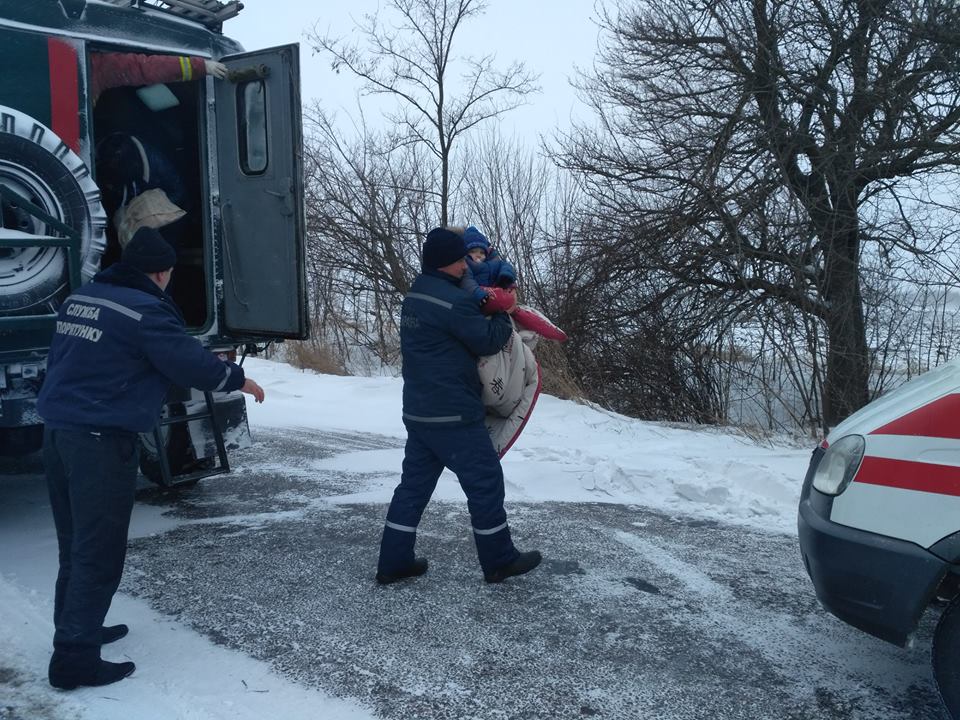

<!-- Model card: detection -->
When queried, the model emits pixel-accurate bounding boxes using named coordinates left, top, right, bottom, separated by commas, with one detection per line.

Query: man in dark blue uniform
left=37, top=227, right=265, bottom=690
left=376, top=227, right=542, bottom=585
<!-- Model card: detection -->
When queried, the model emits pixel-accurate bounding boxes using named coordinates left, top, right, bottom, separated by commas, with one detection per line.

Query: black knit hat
left=122, top=227, right=177, bottom=273
left=422, top=227, right=466, bottom=270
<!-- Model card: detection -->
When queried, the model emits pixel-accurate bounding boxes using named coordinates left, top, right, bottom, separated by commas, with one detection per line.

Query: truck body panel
left=0, top=0, right=308, bottom=471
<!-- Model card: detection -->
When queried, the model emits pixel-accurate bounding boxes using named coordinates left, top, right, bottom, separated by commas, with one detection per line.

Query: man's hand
left=205, top=60, right=228, bottom=79
left=241, top=378, right=265, bottom=403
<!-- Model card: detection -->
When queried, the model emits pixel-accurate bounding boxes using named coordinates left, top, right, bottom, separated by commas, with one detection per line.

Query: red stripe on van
left=48, top=39, right=80, bottom=154
left=855, top=455, right=960, bottom=497
left=870, top=394, right=960, bottom=440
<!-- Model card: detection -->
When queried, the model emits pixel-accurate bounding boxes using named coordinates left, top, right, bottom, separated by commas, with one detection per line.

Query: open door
left=215, top=43, right=308, bottom=339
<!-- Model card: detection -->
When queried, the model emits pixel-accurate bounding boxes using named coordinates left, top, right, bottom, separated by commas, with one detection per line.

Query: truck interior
left=90, top=48, right=209, bottom=329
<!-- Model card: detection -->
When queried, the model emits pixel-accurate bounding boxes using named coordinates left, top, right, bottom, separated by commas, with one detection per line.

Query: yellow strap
left=179, top=56, right=192, bottom=81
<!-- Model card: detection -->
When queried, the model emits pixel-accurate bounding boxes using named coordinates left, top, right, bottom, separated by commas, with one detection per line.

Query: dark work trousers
left=378, top=421, right=519, bottom=575
left=43, top=427, right=139, bottom=663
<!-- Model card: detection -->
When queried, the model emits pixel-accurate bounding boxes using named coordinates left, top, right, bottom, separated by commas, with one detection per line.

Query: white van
left=798, top=360, right=960, bottom=718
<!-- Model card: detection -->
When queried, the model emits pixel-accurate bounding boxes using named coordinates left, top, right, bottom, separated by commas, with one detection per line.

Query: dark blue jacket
left=37, top=263, right=245, bottom=433
left=401, top=268, right=512, bottom=426
left=460, top=248, right=517, bottom=303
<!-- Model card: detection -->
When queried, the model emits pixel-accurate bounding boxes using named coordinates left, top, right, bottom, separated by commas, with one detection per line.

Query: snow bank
left=243, top=358, right=809, bottom=535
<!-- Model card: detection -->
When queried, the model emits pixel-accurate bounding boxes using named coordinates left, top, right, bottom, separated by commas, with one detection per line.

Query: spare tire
left=0, top=107, right=106, bottom=313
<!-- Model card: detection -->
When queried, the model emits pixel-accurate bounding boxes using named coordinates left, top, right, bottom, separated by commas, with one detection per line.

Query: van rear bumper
left=798, top=449, right=946, bottom=646
left=0, top=393, right=40, bottom=428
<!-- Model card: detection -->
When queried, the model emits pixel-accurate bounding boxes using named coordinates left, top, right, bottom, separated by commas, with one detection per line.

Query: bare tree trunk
left=309, top=0, right=537, bottom=231
left=822, top=223, right=870, bottom=426
left=441, top=149, right=449, bottom=227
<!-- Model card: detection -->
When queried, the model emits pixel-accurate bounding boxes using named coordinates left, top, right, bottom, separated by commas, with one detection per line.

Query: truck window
left=238, top=80, right=268, bottom=175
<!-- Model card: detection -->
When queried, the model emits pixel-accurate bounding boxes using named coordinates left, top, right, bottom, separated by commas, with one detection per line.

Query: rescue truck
left=0, top=0, right=308, bottom=485
left=798, top=360, right=960, bottom=718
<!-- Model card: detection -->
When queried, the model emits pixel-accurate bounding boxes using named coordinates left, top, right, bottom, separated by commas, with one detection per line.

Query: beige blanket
left=478, top=326, right=542, bottom=457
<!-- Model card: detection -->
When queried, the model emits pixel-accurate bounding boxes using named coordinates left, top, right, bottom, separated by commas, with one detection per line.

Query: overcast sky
left=227, top=0, right=601, bottom=142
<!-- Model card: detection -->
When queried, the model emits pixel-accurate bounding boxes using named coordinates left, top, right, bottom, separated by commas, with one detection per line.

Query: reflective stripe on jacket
left=37, top=263, right=244, bottom=433
left=90, top=52, right=208, bottom=105
left=401, top=269, right=512, bottom=427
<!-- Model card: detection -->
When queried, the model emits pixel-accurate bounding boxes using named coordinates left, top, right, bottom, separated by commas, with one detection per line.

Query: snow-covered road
left=1, top=424, right=946, bottom=719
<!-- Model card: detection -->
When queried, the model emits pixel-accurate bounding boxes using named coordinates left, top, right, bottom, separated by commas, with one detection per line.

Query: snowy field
left=240, top=358, right=811, bottom=534
left=0, top=357, right=829, bottom=719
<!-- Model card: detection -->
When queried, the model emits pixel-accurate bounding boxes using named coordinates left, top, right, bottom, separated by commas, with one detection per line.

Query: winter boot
left=376, top=558, right=429, bottom=585
left=101, top=624, right=129, bottom=645
left=49, top=654, right=136, bottom=690
left=484, top=550, right=542, bottom=584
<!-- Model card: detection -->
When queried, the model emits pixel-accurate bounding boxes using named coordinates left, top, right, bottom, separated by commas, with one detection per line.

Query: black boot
left=101, top=624, right=129, bottom=645
left=484, top=550, right=542, bottom=583
left=376, top=558, right=429, bottom=585
left=49, top=654, right=136, bottom=690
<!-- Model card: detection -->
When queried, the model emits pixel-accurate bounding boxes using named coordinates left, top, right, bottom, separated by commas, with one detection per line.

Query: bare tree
left=301, top=107, right=435, bottom=367
left=555, top=0, right=960, bottom=426
left=722, top=306, right=825, bottom=435
left=309, top=0, right=539, bottom=226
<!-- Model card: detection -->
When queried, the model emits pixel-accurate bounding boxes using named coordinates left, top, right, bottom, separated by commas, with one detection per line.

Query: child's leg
left=511, top=305, right=568, bottom=342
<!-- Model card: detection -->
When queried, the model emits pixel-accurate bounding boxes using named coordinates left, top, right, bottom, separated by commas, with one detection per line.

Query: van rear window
left=237, top=80, right=268, bottom=175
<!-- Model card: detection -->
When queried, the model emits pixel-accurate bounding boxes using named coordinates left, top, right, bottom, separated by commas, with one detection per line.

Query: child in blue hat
left=457, top=225, right=567, bottom=342
left=459, top=225, right=517, bottom=303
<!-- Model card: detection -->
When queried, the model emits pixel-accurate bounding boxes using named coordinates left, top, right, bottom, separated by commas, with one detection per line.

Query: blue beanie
left=122, top=226, right=177, bottom=273
left=462, top=225, right=489, bottom=252
left=422, top=227, right=466, bottom=270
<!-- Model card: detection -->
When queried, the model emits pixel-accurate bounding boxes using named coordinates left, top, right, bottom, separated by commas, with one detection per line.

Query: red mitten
left=481, top=287, right=517, bottom=315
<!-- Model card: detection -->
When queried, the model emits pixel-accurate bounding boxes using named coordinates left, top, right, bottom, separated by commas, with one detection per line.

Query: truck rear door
left=214, top=43, right=308, bottom=339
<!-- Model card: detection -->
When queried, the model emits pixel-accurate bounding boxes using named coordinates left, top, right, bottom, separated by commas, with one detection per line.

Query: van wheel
left=0, top=107, right=106, bottom=313
left=934, top=595, right=960, bottom=719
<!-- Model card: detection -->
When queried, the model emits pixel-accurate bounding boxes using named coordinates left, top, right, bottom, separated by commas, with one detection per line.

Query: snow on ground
left=0, top=573, right=374, bottom=720
left=243, top=357, right=811, bottom=534
left=0, top=453, right=376, bottom=720
left=0, top=357, right=812, bottom=719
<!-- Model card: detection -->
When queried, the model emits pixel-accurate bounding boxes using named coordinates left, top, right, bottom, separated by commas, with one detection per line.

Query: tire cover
left=0, top=106, right=106, bottom=313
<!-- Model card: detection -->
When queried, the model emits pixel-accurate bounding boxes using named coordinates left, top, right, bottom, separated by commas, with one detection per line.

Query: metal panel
left=214, top=43, right=308, bottom=339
